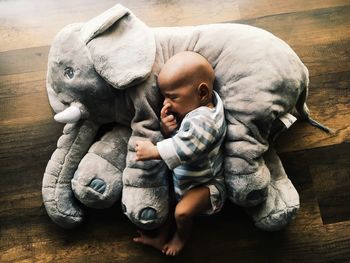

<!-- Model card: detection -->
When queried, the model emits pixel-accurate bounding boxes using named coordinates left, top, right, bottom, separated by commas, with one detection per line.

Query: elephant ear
left=80, top=4, right=156, bottom=89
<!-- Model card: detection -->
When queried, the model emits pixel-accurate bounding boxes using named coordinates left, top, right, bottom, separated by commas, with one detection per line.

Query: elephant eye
left=64, top=67, right=74, bottom=79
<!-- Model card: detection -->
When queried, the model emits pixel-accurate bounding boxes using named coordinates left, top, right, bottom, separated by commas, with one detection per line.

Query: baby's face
left=158, top=51, right=215, bottom=122
left=160, top=82, right=201, bottom=122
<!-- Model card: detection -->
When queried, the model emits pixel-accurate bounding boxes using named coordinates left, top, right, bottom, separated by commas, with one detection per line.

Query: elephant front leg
left=122, top=134, right=169, bottom=230
left=42, top=120, right=99, bottom=228
left=72, top=125, right=131, bottom=209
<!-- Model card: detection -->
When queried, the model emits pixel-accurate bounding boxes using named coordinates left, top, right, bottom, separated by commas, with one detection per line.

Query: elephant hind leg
left=246, top=146, right=300, bottom=231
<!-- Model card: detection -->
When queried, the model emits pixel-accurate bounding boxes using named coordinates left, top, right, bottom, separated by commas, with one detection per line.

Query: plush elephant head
left=46, top=4, right=156, bottom=123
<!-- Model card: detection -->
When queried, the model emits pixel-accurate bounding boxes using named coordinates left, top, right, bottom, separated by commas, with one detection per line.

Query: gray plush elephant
left=42, top=4, right=329, bottom=231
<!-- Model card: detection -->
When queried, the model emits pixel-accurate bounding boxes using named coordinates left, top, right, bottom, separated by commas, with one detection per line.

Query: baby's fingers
left=162, top=114, right=176, bottom=123
left=160, top=103, right=171, bottom=119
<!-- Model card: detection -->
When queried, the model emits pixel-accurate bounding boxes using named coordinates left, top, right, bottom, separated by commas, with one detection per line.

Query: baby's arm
left=135, top=140, right=161, bottom=161
left=158, top=116, right=219, bottom=169
left=135, top=103, right=177, bottom=161
left=136, top=115, right=219, bottom=166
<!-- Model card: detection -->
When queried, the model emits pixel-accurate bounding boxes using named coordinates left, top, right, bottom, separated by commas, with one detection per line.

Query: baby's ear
left=198, top=83, right=210, bottom=101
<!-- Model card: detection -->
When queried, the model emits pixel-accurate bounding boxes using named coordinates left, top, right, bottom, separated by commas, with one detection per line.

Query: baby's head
left=157, top=51, right=215, bottom=121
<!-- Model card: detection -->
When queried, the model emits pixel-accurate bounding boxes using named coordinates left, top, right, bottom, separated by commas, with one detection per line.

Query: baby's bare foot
left=133, top=230, right=167, bottom=251
left=162, top=232, right=186, bottom=256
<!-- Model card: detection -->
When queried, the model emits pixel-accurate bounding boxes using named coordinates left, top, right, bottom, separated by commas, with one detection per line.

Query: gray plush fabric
left=42, top=4, right=318, bottom=230
left=72, top=126, right=130, bottom=209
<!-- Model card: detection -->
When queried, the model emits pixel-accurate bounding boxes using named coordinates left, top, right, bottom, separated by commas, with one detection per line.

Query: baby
left=134, top=51, right=227, bottom=256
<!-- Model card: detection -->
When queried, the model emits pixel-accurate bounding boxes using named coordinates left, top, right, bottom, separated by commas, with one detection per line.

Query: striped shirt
left=157, top=91, right=226, bottom=197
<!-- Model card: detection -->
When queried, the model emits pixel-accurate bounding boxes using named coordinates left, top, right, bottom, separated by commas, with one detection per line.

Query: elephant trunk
left=42, top=120, right=99, bottom=228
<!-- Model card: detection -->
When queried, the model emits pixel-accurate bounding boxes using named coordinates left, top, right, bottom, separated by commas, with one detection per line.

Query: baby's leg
left=163, top=186, right=211, bottom=256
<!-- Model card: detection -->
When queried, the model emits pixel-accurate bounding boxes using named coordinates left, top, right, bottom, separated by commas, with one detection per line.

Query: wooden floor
left=1, top=0, right=350, bottom=262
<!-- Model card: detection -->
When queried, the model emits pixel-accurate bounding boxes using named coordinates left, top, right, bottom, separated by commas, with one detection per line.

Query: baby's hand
left=160, top=103, right=177, bottom=136
left=135, top=140, right=160, bottom=161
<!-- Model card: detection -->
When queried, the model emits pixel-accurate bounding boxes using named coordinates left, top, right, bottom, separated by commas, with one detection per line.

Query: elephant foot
left=89, top=178, right=107, bottom=194
left=72, top=153, right=123, bottom=209
left=245, top=177, right=300, bottom=231
left=42, top=185, right=84, bottom=229
left=122, top=185, right=169, bottom=230
left=43, top=160, right=85, bottom=229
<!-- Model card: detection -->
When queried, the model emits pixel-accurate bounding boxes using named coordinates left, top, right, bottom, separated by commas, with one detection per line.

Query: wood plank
left=280, top=143, right=350, bottom=225
left=0, top=0, right=240, bottom=52
left=1, top=0, right=349, bottom=52
left=237, top=0, right=350, bottom=20
left=0, top=121, right=61, bottom=196
left=0, top=71, right=53, bottom=125
left=0, top=47, right=49, bottom=76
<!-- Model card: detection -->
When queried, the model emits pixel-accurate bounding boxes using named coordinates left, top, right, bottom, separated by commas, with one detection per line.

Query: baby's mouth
left=168, top=111, right=176, bottom=117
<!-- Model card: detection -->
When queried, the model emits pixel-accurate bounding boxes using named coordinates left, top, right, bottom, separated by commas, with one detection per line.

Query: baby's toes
left=162, top=244, right=168, bottom=254
left=168, top=249, right=177, bottom=256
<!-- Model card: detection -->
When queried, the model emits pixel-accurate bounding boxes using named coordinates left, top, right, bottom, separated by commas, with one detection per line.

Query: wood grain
left=1, top=0, right=350, bottom=262
left=280, top=143, right=350, bottom=225
left=1, top=0, right=349, bottom=52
